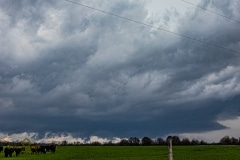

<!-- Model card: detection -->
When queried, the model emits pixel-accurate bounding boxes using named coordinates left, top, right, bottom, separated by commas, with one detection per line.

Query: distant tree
left=61, top=141, right=68, bottom=146
left=155, top=138, right=166, bottom=145
left=129, top=137, right=140, bottom=146
left=181, top=138, right=191, bottom=145
left=173, top=136, right=181, bottom=145
left=119, top=139, right=129, bottom=146
left=167, top=136, right=181, bottom=145
left=230, top=137, right=238, bottom=145
left=191, top=139, right=200, bottom=145
left=74, top=141, right=82, bottom=146
left=91, top=141, right=101, bottom=146
left=142, top=137, right=153, bottom=146
left=200, top=140, right=207, bottom=145
left=220, top=136, right=231, bottom=145
left=104, top=141, right=114, bottom=146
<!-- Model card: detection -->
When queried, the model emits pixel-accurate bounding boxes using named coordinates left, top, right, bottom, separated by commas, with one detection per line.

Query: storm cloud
left=0, top=0, right=240, bottom=140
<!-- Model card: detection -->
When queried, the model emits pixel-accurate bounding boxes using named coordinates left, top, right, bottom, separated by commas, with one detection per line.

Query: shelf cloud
left=0, top=0, right=240, bottom=141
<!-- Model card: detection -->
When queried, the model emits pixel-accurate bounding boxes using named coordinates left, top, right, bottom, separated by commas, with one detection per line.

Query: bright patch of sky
left=180, top=117, right=240, bottom=143
left=145, top=0, right=201, bottom=31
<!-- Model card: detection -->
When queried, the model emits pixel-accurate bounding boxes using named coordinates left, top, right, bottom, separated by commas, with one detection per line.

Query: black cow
left=30, top=144, right=56, bottom=154
left=4, top=147, right=14, bottom=157
left=0, top=146, right=3, bottom=153
left=41, top=144, right=56, bottom=153
left=31, top=146, right=38, bottom=154
left=4, top=146, right=25, bottom=157
left=31, top=145, right=47, bottom=154
left=38, top=146, right=47, bottom=154
left=49, top=144, right=56, bottom=153
left=15, top=147, right=24, bottom=156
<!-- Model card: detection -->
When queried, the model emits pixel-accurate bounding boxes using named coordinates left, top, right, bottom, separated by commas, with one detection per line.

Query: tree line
left=109, top=136, right=207, bottom=146
left=1, top=135, right=239, bottom=146
left=58, top=135, right=240, bottom=146
left=113, top=136, right=240, bottom=146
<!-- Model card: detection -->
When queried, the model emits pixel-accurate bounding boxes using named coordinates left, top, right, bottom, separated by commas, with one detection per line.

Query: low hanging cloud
left=0, top=0, right=240, bottom=140
left=0, top=132, right=121, bottom=144
left=174, top=66, right=240, bottom=103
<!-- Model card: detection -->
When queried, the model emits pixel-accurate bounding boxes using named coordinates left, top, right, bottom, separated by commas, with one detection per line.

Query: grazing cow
left=38, top=146, right=47, bottom=154
left=15, top=147, right=25, bottom=157
left=30, top=144, right=56, bottom=154
left=4, top=147, right=15, bottom=157
left=31, top=145, right=47, bottom=154
left=4, top=147, right=9, bottom=157
left=49, top=144, right=56, bottom=153
left=31, top=146, right=38, bottom=154
left=2, top=146, right=25, bottom=157
left=40, top=144, right=56, bottom=153
left=0, top=146, right=3, bottom=153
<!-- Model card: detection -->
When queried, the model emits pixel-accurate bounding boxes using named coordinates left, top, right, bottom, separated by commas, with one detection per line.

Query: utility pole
left=168, top=137, right=173, bottom=160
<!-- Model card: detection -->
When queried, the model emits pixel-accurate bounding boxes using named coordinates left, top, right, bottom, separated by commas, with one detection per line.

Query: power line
left=181, top=0, right=240, bottom=24
left=65, top=0, right=240, bottom=54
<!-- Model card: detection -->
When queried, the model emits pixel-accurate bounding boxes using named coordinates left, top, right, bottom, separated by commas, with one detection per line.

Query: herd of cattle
left=0, top=144, right=56, bottom=157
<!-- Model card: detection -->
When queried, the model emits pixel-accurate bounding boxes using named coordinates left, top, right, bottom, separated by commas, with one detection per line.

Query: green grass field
left=1, top=145, right=240, bottom=160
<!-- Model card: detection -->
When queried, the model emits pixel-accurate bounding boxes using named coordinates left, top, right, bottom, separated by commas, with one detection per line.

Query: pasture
left=0, top=145, right=240, bottom=160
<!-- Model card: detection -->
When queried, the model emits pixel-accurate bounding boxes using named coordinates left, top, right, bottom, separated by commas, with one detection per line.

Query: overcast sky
left=1, top=0, right=240, bottom=142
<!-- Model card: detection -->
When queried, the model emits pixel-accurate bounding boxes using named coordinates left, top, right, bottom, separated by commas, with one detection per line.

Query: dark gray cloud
left=0, top=0, right=240, bottom=139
